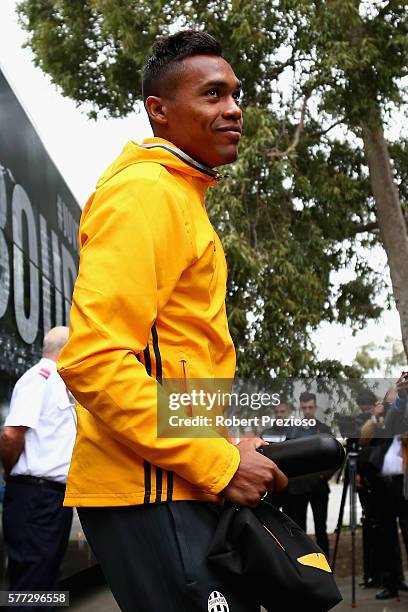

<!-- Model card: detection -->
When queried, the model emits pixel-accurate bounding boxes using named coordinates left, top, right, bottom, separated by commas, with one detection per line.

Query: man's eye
left=233, top=91, right=242, bottom=103
left=207, top=89, right=219, bottom=97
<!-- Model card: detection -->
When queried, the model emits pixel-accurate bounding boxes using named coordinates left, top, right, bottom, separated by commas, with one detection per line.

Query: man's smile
left=215, top=124, right=242, bottom=142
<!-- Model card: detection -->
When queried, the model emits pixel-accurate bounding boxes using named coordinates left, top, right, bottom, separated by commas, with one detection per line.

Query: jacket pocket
left=180, top=358, right=192, bottom=416
left=181, top=358, right=189, bottom=381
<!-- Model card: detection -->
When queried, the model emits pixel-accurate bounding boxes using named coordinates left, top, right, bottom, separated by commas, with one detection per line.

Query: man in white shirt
left=365, top=387, right=408, bottom=600
left=0, top=326, right=76, bottom=595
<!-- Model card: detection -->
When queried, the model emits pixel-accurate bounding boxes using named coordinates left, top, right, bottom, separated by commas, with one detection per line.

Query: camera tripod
left=331, top=440, right=359, bottom=608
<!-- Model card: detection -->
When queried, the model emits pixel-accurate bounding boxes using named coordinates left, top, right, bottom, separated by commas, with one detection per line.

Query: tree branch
left=348, top=221, right=379, bottom=236
left=348, top=211, right=408, bottom=237
left=311, top=118, right=346, bottom=138
left=264, top=58, right=295, bottom=81
left=267, top=92, right=311, bottom=159
left=263, top=54, right=313, bottom=83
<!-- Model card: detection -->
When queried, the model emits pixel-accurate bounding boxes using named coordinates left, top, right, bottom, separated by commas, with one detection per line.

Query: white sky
left=0, top=0, right=403, bottom=374
left=0, top=0, right=153, bottom=204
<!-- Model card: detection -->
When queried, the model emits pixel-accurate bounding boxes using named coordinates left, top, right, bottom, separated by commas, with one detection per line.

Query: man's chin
left=212, top=146, right=239, bottom=168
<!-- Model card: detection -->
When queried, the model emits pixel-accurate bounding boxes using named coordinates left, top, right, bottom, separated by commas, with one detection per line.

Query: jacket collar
left=140, top=141, right=224, bottom=181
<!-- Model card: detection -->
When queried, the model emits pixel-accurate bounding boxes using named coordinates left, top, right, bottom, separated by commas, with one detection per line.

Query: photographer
left=350, top=390, right=381, bottom=590
left=281, top=392, right=332, bottom=556
left=359, top=386, right=408, bottom=600
left=261, top=401, right=294, bottom=510
left=261, top=401, right=294, bottom=444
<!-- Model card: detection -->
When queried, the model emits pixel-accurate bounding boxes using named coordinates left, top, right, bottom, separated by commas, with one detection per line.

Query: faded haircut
left=299, top=391, right=317, bottom=404
left=142, top=30, right=223, bottom=102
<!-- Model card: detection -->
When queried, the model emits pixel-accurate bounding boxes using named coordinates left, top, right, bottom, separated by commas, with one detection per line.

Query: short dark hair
left=356, top=390, right=377, bottom=406
left=299, top=391, right=316, bottom=404
left=142, top=30, right=223, bottom=102
left=276, top=401, right=293, bottom=411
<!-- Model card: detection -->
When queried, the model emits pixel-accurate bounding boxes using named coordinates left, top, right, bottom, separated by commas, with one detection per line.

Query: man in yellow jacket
left=58, top=30, right=287, bottom=611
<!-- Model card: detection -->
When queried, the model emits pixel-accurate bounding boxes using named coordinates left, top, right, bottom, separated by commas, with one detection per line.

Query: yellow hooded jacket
left=58, top=137, right=240, bottom=506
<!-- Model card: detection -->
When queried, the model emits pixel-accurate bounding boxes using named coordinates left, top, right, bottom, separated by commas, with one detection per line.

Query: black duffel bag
left=208, top=500, right=342, bottom=611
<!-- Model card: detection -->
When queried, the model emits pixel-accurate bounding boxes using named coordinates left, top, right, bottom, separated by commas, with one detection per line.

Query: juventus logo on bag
left=207, top=591, right=230, bottom=612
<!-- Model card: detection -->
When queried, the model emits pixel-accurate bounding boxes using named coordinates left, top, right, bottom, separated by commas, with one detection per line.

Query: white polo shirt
left=380, top=435, right=404, bottom=477
left=5, top=357, right=77, bottom=484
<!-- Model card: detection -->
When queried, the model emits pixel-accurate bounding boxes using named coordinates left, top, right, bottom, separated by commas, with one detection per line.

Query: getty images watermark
left=167, top=390, right=313, bottom=428
left=157, top=377, right=405, bottom=438
left=157, top=380, right=317, bottom=438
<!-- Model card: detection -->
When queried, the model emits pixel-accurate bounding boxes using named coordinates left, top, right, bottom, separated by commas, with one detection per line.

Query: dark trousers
left=358, top=484, right=382, bottom=583
left=372, top=475, right=408, bottom=591
left=283, top=491, right=330, bottom=557
left=2, top=479, right=73, bottom=598
left=78, top=501, right=260, bottom=612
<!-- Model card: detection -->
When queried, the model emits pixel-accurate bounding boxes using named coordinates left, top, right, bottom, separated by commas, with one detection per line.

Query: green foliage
left=385, top=336, right=407, bottom=376
left=353, top=336, right=406, bottom=376
left=353, top=342, right=381, bottom=374
left=16, top=0, right=408, bottom=377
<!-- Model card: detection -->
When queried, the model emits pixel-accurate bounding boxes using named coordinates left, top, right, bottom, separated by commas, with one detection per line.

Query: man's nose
left=222, top=98, right=242, bottom=121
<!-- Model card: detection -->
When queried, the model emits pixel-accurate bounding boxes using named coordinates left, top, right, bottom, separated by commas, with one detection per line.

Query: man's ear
left=145, top=96, right=168, bottom=126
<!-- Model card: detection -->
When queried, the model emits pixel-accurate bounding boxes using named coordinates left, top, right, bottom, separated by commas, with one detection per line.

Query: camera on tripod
left=334, top=412, right=370, bottom=440
left=335, top=415, right=360, bottom=439
left=332, top=412, right=370, bottom=607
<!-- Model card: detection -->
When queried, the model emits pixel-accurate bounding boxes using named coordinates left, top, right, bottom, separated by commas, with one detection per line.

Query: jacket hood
left=96, top=137, right=222, bottom=189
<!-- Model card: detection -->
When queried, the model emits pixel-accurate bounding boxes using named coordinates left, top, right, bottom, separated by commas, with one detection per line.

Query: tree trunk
left=362, top=122, right=408, bottom=360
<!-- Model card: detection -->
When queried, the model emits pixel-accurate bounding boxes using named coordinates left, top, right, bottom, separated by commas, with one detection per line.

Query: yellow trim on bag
left=297, top=553, right=332, bottom=573
left=262, top=525, right=286, bottom=551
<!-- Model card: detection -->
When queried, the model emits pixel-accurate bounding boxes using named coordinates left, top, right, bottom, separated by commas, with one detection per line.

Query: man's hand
left=221, top=437, right=288, bottom=508
left=373, top=400, right=385, bottom=421
left=0, top=426, right=27, bottom=476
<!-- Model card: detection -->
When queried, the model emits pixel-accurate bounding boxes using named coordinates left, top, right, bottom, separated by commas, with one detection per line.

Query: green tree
left=353, top=342, right=381, bottom=374
left=16, top=0, right=408, bottom=376
left=353, top=336, right=406, bottom=376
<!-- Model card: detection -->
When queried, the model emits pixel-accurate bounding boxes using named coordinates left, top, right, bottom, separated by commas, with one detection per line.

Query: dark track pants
left=372, top=475, right=408, bottom=591
left=358, top=485, right=381, bottom=583
left=2, top=479, right=73, bottom=609
left=78, top=501, right=260, bottom=612
left=283, top=491, right=330, bottom=557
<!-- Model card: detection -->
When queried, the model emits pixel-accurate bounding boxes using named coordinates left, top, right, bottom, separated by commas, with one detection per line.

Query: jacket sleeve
left=57, top=169, right=239, bottom=495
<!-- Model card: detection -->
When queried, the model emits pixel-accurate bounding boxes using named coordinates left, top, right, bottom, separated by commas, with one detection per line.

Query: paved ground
left=68, top=578, right=408, bottom=611
left=335, top=579, right=408, bottom=611
left=69, top=584, right=119, bottom=611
